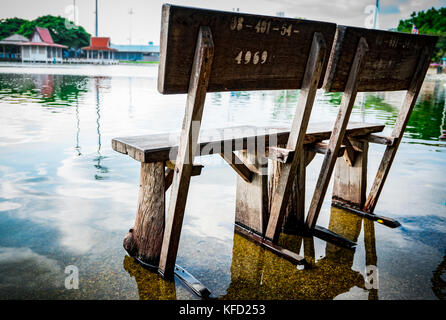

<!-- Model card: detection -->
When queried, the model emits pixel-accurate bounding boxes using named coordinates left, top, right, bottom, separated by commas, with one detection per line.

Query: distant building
left=110, top=42, right=160, bottom=62
left=0, top=27, right=67, bottom=63
left=0, top=34, right=29, bottom=61
left=21, top=27, right=67, bottom=62
left=82, top=37, right=117, bottom=60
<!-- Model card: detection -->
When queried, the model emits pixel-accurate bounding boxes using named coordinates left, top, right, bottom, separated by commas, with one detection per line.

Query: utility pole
left=373, top=0, right=380, bottom=29
left=128, top=8, right=133, bottom=45
left=95, top=0, right=98, bottom=37
left=73, top=0, right=76, bottom=25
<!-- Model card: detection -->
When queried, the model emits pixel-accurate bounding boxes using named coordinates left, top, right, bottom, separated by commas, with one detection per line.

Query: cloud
left=263, top=0, right=446, bottom=29
left=0, top=247, right=64, bottom=293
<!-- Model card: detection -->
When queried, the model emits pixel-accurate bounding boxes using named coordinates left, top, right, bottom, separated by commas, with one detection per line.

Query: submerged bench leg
left=363, top=47, right=432, bottom=213
left=265, top=32, right=327, bottom=243
left=235, top=150, right=268, bottom=235
left=123, top=162, right=165, bottom=267
left=306, top=37, right=369, bottom=231
left=158, top=26, right=214, bottom=278
left=332, top=140, right=368, bottom=207
left=268, top=148, right=305, bottom=234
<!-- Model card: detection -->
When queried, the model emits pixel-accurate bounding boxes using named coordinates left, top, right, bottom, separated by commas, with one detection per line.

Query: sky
left=1, top=0, right=445, bottom=45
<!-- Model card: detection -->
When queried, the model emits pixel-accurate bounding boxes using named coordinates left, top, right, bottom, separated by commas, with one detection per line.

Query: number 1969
left=235, top=50, right=268, bottom=65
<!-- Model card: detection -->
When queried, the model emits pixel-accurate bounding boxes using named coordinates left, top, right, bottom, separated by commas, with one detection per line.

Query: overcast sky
left=1, top=0, right=445, bottom=45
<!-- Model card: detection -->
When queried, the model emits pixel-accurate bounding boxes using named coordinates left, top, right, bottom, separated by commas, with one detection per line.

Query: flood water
left=0, top=63, right=445, bottom=300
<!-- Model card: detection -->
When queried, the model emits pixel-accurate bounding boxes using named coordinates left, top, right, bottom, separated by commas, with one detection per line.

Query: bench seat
left=112, top=122, right=384, bottom=163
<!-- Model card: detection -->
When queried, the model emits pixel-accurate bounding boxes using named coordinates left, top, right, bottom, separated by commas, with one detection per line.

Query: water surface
left=0, top=64, right=445, bottom=300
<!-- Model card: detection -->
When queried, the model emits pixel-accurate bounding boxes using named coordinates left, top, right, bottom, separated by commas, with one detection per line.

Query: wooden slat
left=306, top=37, right=369, bottom=230
left=235, top=224, right=307, bottom=266
left=158, top=4, right=336, bottom=94
left=266, top=146, right=295, bottom=164
left=312, top=225, right=357, bottom=249
left=220, top=151, right=254, bottom=183
left=333, top=140, right=368, bottom=207
left=158, top=26, right=214, bottom=279
left=235, top=150, right=269, bottom=235
left=266, top=32, right=328, bottom=242
left=332, top=199, right=401, bottom=229
left=357, top=134, right=397, bottom=146
left=166, top=161, right=203, bottom=176
left=268, top=148, right=306, bottom=234
left=164, top=167, right=174, bottom=192
left=363, top=46, right=434, bottom=213
left=323, top=26, right=437, bottom=92
left=112, top=122, right=384, bottom=163
left=306, top=142, right=346, bottom=157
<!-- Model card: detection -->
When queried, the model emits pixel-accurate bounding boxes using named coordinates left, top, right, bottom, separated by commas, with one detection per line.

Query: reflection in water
left=93, top=77, right=110, bottom=180
left=0, top=69, right=445, bottom=300
left=123, top=255, right=176, bottom=300
left=222, top=207, right=377, bottom=300
left=0, top=72, right=88, bottom=106
left=75, top=95, right=81, bottom=156
left=322, top=80, right=446, bottom=142
left=432, top=252, right=446, bottom=300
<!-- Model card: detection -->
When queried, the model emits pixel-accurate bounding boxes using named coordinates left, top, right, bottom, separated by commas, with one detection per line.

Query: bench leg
left=158, top=26, right=214, bottom=278
left=363, top=47, right=431, bottom=213
left=123, top=162, right=165, bottom=267
left=235, top=150, right=268, bottom=235
left=268, top=148, right=305, bottom=234
left=305, top=37, right=369, bottom=230
left=332, top=140, right=368, bottom=207
left=265, top=32, right=327, bottom=243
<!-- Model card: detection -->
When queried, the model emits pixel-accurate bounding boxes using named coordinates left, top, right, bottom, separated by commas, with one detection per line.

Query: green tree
left=0, top=17, right=27, bottom=40
left=17, top=15, right=90, bottom=49
left=397, top=7, right=446, bottom=61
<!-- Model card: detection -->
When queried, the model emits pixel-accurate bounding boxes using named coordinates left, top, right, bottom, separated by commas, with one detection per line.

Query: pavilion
left=0, top=34, right=29, bottom=61
left=82, top=37, right=117, bottom=61
left=20, top=27, right=67, bottom=62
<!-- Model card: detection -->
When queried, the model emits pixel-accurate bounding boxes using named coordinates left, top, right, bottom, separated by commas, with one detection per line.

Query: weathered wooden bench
left=112, top=4, right=437, bottom=296
left=265, top=25, right=437, bottom=244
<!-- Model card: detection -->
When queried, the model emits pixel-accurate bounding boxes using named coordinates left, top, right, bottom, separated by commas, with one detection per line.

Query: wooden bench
left=265, top=25, right=437, bottom=244
left=112, top=4, right=437, bottom=294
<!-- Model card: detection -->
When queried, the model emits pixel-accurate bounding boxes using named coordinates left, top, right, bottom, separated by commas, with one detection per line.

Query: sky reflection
left=0, top=65, right=445, bottom=299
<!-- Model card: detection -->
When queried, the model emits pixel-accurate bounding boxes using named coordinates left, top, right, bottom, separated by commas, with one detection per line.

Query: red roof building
left=20, top=27, right=67, bottom=62
left=82, top=37, right=117, bottom=60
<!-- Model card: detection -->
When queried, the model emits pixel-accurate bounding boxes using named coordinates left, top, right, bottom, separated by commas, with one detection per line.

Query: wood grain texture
left=363, top=46, right=434, bottom=213
left=306, top=37, right=369, bottom=230
left=356, top=133, right=397, bottom=146
left=323, top=26, right=437, bottom=92
left=112, top=122, right=384, bottom=163
left=332, top=140, right=368, bottom=207
left=235, top=150, right=269, bottom=235
left=158, top=4, right=336, bottom=94
left=268, top=146, right=306, bottom=234
left=158, top=26, right=214, bottom=278
left=220, top=151, right=254, bottom=183
left=266, top=32, right=328, bottom=242
left=123, top=162, right=165, bottom=266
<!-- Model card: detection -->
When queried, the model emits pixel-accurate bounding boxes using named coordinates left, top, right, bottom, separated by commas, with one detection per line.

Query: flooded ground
left=0, top=63, right=445, bottom=300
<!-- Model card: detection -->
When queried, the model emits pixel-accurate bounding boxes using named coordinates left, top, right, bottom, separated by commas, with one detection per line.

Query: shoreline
left=0, top=62, right=158, bottom=77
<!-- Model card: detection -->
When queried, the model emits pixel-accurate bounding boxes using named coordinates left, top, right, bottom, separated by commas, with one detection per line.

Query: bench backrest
left=158, top=4, right=337, bottom=94
left=323, top=26, right=437, bottom=92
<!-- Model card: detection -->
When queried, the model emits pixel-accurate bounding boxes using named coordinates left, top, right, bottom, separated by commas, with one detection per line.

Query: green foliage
left=0, top=17, right=27, bottom=40
left=397, top=7, right=446, bottom=61
left=0, top=15, right=90, bottom=49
